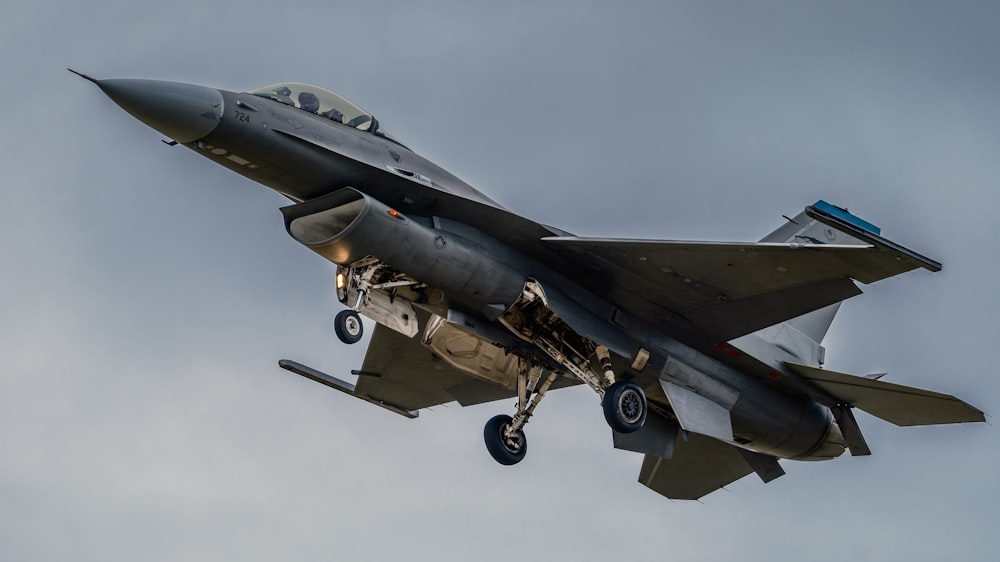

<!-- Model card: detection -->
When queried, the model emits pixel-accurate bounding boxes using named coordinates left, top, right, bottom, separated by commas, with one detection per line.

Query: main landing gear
left=482, top=347, right=648, bottom=466
left=483, top=414, right=526, bottom=465
left=483, top=281, right=650, bottom=465
left=483, top=365, right=558, bottom=466
left=602, top=380, right=647, bottom=433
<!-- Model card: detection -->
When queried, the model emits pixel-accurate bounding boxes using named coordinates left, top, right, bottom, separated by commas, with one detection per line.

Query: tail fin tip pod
left=762, top=200, right=879, bottom=247
left=763, top=199, right=941, bottom=270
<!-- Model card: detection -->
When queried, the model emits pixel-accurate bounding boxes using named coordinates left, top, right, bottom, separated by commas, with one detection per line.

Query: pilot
left=274, top=86, right=293, bottom=105
left=298, top=91, right=321, bottom=113
left=321, top=106, right=344, bottom=123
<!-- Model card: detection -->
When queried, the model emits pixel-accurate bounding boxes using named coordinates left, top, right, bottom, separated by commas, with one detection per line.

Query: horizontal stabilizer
left=785, top=362, right=984, bottom=426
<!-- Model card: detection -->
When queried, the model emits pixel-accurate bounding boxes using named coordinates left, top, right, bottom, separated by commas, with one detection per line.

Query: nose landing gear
left=334, top=309, right=364, bottom=344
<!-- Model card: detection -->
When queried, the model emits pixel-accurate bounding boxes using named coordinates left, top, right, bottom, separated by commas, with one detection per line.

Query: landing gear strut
left=483, top=281, right=650, bottom=466
left=334, top=260, right=422, bottom=340
left=499, top=279, right=648, bottom=433
left=483, top=365, right=558, bottom=466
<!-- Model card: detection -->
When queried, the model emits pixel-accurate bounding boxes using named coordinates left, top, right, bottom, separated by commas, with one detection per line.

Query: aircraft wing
left=353, top=321, right=518, bottom=411
left=638, top=432, right=755, bottom=500
left=279, top=317, right=544, bottom=416
left=542, top=237, right=934, bottom=341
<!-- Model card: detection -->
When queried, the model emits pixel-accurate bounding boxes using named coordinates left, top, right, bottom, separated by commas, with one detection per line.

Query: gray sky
left=2, top=1, right=997, bottom=560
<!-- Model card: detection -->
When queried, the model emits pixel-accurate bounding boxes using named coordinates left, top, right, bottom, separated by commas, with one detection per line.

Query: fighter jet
left=73, top=70, right=984, bottom=500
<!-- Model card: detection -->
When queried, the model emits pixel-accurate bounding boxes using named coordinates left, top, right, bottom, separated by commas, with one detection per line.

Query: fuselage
left=88, top=76, right=847, bottom=462
left=205, top=88, right=502, bottom=207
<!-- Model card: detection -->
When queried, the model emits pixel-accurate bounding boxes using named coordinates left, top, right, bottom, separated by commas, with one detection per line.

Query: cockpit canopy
left=249, top=82, right=401, bottom=144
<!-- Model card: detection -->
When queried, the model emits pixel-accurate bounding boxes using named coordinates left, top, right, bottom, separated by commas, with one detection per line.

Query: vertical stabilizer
left=754, top=201, right=878, bottom=362
left=785, top=303, right=841, bottom=345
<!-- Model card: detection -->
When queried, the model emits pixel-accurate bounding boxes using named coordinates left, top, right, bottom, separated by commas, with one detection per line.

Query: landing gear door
left=359, top=289, right=419, bottom=338
left=337, top=263, right=420, bottom=339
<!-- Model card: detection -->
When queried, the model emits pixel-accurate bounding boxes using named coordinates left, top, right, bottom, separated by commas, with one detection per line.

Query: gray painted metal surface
left=78, top=72, right=985, bottom=501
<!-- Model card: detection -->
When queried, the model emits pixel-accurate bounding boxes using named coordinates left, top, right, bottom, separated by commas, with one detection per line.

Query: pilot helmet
left=298, top=92, right=320, bottom=113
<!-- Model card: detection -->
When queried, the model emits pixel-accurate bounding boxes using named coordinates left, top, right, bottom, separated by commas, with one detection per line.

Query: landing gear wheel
left=334, top=310, right=364, bottom=344
left=602, top=381, right=647, bottom=433
left=484, top=414, right=527, bottom=465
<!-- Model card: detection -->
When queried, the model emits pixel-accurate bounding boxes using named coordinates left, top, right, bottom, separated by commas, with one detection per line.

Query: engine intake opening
left=288, top=189, right=367, bottom=247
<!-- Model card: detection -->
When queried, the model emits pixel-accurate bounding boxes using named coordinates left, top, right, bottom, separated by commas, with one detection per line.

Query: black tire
left=334, top=310, right=364, bottom=344
left=602, top=381, right=647, bottom=433
left=483, top=414, right=527, bottom=465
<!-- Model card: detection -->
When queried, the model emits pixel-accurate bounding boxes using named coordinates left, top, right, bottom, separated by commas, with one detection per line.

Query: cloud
left=2, top=1, right=997, bottom=560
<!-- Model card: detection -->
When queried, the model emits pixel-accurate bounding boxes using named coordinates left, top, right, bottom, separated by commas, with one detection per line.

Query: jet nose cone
left=96, top=78, right=224, bottom=143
